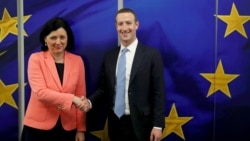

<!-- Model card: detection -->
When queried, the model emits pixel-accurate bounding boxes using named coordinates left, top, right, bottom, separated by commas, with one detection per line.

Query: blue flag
left=1, top=0, right=250, bottom=141
left=0, top=0, right=116, bottom=140
left=125, top=0, right=250, bottom=141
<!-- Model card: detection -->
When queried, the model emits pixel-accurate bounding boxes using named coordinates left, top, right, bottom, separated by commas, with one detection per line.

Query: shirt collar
left=120, top=38, right=138, bottom=53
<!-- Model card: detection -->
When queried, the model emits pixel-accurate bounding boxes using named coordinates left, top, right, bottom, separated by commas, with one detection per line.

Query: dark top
left=55, top=63, right=64, bottom=85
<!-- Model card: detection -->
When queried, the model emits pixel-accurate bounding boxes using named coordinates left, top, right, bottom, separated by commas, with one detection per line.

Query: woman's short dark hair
left=40, top=17, right=75, bottom=51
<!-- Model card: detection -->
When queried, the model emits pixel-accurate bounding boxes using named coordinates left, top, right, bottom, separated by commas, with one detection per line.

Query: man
left=83, top=8, right=165, bottom=141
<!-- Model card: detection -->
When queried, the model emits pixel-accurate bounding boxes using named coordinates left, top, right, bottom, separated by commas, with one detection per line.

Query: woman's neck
left=52, top=52, right=64, bottom=63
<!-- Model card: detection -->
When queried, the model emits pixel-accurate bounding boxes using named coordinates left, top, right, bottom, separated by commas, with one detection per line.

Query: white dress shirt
left=116, top=39, right=138, bottom=115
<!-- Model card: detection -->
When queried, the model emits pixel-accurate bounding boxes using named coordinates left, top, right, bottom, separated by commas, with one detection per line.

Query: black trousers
left=21, top=119, right=76, bottom=141
left=108, top=113, right=138, bottom=141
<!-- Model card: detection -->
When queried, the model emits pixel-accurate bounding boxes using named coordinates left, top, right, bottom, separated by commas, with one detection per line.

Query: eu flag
left=125, top=0, right=250, bottom=141
left=1, top=0, right=250, bottom=141
left=0, top=0, right=116, bottom=141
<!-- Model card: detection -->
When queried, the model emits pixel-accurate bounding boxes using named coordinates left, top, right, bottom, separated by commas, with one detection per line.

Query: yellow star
left=0, top=79, right=18, bottom=109
left=162, top=103, right=193, bottom=140
left=200, top=60, right=239, bottom=98
left=0, top=50, right=7, bottom=56
left=0, top=8, right=31, bottom=42
left=90, top=118, right=110, bottom=141
left=217, top=3, right=250, bottom=38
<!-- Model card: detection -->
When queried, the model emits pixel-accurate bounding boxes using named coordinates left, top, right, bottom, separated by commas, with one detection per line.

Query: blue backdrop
left=0, top=0, right=250, bottom=141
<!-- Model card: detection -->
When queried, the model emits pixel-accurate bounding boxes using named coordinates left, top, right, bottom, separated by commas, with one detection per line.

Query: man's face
left=116, top=12, right=139, bottom=47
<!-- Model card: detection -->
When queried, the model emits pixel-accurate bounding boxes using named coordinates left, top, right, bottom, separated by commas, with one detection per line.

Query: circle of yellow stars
left=0, top=2, right=247, bottom=141
left=162, top=103, right=193, bottom=140
left=200, top=60, right=239, bottom=98
left=0, top=8, right=31, bottom=42
left=216, top=3, right=250, bottom=38
left=90, top=109, right=194, bottom=141
left=0, top=79, right=19, bottom=109
left=90, top=118, right=110, bottom=141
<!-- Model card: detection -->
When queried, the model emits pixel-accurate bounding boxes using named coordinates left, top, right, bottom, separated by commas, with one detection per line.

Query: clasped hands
left=73, top=96, right=91, bottom=112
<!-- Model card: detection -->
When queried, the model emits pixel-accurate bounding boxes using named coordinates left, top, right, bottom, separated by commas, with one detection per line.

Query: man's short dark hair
left=115, top=8, right=138, bottom=22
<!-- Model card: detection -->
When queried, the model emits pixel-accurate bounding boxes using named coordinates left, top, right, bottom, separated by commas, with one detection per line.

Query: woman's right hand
left=73, top=96, right=84, bottom=110
left=73, top=96, right=90, bottom=112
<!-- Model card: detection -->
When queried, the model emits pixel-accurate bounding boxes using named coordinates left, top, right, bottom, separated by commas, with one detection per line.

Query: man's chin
left=120, top=37, right=130, bottom=42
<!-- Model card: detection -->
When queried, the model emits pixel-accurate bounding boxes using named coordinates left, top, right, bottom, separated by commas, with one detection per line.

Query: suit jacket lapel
left=110, top=48, right=120, bottom=87
left=44, top=51, right=62, bottom=90
left=130, top=43, right=145, bottom=83
left=62, top=51, right=71, bottom=88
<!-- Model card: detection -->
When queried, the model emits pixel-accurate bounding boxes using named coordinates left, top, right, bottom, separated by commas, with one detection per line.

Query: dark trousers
left=108, top=113, right=138, bottom=141
left=21, top=119, right=76, bottom=141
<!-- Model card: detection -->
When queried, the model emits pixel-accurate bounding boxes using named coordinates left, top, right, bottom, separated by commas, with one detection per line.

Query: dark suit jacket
left=89, top=43, right=165, bottom=141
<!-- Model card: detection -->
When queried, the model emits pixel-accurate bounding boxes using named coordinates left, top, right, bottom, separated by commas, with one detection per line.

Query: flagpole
left=17, top=0, right=25, bottom=140
left=118, top=0, right=123, bottom=45
left=213, top=0, right=219, bottom=140
left=118, top=0, right=123, bottom=10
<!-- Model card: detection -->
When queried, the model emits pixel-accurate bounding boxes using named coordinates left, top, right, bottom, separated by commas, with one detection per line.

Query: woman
left=22, top=17, right=86, bottom=141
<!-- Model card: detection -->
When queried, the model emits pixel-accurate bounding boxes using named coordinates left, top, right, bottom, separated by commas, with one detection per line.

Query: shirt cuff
left=153, top=127, right=162, bottom=131
left=88, top=99, right=92, bottom=109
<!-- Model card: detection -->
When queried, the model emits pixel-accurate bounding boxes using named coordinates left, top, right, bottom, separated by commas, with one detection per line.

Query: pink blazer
left=24, top=51, right=86, bottom=131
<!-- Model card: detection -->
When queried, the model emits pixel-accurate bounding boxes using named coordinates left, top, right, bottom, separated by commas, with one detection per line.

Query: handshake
left=73, top=96, right=91, bottom=112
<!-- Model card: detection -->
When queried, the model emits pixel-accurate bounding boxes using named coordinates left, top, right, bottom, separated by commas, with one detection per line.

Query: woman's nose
left=55, top=38, right=60, bottom=44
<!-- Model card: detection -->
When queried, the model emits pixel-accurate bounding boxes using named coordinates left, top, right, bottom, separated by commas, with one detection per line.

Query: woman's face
left=45, top=27, right=68, bottom=55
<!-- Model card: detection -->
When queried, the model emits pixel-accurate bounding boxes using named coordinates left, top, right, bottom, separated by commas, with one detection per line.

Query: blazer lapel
left=129, top=43, right=145, bottom=83
left=44, top=51, right=62, bottom=90
left=62, top=51, right=71, bottom=88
